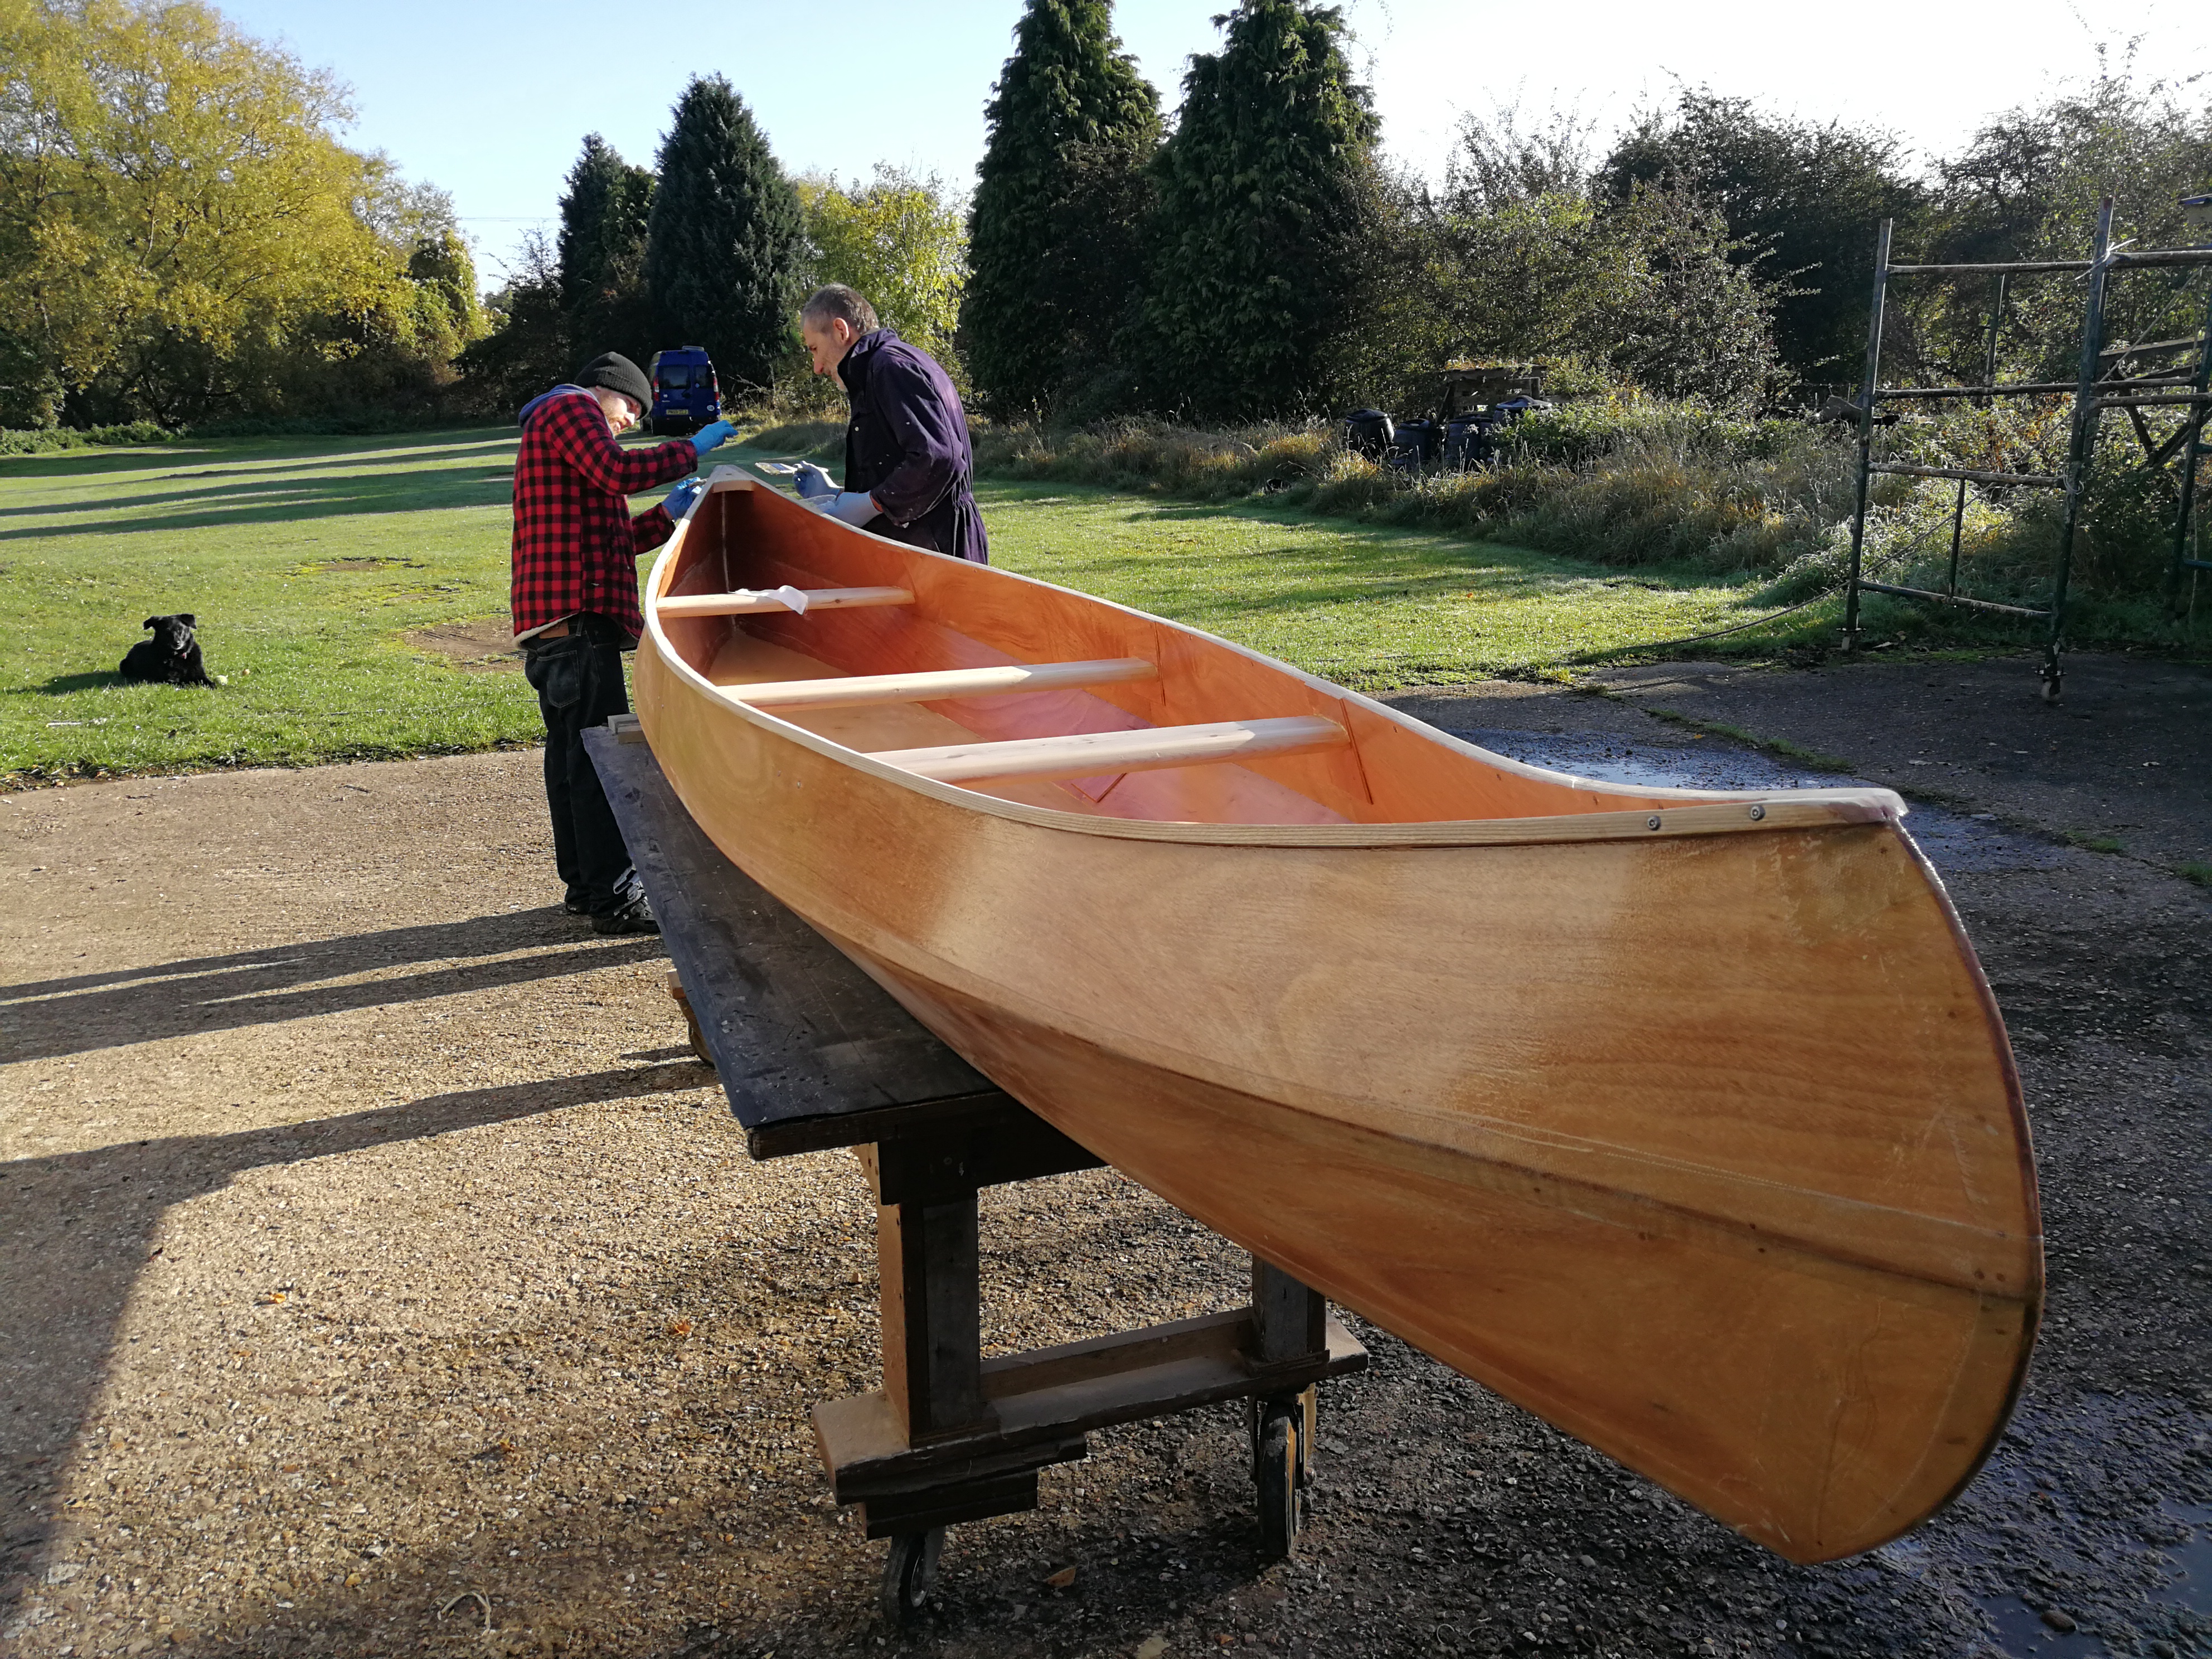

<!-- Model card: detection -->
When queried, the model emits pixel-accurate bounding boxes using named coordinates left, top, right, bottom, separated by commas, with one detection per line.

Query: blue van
left=645, top=347, right=719, bottom=436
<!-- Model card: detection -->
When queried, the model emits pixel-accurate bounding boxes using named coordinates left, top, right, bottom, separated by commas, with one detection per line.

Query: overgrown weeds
left=971, top=400, right=1867, bottom=580
left=0, top=420, right=173, bottom=455
left=961, top=397, right=2205, bottom=651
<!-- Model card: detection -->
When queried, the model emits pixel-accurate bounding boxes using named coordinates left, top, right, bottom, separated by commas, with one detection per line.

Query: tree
left=275, top=174, right=486, bottom=416
left=1137, top=0, right=1379, bottom=420
left=1597, top=91, right=1922, bottom=380
left=1447, top=99, right=1600, bottom=216
left=0, top=0, right=469, bottom=424
left=964, top=0, right=1159, bottom=416
left=1595, top=181, right=1779, bottom=404
left=641, top=75, right=806, bottom=397
left=456, top=229, right=567, bottom=414
left=1919, top=55, right=2212, bottom=383
left=798, top=166, right=967, bottom=362
left=557, top=134, right=654, bottom=365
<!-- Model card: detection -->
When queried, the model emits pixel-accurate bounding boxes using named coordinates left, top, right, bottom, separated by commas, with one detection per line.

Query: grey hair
left=801, top=284, right=879, bottom=335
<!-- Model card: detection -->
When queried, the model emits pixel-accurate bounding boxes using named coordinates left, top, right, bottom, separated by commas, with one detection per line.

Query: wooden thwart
left=657, top=585, right=913, bottom=618
left=874, top=715, right=1350, bottom=785
left=732, top=657, right=1159, bottom=711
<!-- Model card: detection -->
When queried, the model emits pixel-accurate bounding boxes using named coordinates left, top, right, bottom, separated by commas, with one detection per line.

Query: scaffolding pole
left=1843, top=195, right=2212, bottom=700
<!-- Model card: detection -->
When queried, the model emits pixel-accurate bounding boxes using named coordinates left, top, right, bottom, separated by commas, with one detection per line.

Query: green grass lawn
left=1, top=427, right=1806, bottom=785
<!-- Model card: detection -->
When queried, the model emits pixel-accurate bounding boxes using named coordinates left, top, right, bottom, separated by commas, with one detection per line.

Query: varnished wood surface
left=635, top=479, right=2041, bottom=1563
left=733, top=657, right=1158, bottom=711
left=874, top=715, right=1350, bottom=786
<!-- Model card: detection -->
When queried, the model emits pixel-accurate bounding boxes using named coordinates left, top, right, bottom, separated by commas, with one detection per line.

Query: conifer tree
left=1139, top=0, right=1379, bottom=420
left=964, top=0, right=1159, bottom=417
left=556, top=135, right=655, bottom=366
left=641, top=76, right=806, bottom=395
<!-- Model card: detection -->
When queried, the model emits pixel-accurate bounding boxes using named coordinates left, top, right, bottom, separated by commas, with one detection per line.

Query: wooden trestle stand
left=586, top=720, right=1367, bottom=1623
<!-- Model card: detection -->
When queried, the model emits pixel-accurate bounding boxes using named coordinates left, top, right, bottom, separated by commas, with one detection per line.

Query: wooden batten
left=656, top=585, right=914, bottom=619
left=733, top=657, right=1159, bottom=711
left=872, top=716, right=1351, bottom=786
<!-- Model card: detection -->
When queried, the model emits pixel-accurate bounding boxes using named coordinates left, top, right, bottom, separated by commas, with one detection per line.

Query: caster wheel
left=1254, top=1396, right=1302, bottom=1561
left=2040, top=672, right=2063, bottom=704
left=880, top=1528, right=943, bottom=1626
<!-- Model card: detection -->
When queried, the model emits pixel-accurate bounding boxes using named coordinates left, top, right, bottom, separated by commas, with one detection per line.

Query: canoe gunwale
left=644, top=485, right=1908, bottom=848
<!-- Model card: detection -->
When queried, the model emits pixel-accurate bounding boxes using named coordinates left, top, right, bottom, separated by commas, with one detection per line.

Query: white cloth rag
left=734, top=585, right=810, bottom=614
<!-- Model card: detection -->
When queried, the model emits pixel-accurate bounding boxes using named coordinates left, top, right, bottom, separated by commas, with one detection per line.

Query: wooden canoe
left=634, top=473, right=2041, bottom=1564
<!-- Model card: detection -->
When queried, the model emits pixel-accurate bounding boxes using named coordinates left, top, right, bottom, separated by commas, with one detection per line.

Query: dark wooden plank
left=582, top=725, right=1018, bottom=1151
left=870, top=1111, right=1105, bottom=1206
left=814, top=1313, right=1366, bottom=1497
left=860, top=1471, right=1044, bottom=1539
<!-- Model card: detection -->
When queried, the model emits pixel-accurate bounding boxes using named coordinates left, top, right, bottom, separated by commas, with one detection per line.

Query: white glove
left=805, top=491, right=880, bottom=526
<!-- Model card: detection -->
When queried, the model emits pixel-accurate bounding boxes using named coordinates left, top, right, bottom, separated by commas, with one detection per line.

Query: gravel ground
left=3, top=651, right=2207, bottom=1659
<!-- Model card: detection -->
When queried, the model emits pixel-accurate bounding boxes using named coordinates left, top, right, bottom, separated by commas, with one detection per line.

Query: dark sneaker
left=564, top=896, right=589, bottom=916
left=592, top=893, right=659, bottom=935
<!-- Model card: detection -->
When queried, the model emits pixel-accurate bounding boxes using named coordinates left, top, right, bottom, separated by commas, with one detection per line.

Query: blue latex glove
left=664, top=477, right=705, bottom=518
left=792, top=462, right=836, bottom=500
left=806, top=490, right=880, bottom=526
left=688, top=419, right=735, bottom=458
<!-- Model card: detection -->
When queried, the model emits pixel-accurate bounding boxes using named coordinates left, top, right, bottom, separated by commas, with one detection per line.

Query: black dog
left=119, top=614, right=215, bottom=686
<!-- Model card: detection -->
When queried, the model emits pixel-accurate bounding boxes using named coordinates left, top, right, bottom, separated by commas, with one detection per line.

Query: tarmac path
left=2, top=649, right=2205, bottom=1659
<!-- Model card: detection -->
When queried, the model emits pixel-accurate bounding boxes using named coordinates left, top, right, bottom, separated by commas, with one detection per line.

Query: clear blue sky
left=216, top=0, right=2209, bottom=287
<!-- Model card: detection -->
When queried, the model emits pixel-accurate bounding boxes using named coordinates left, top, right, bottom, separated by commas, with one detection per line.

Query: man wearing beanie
left=511, top=352, right=735, bottom=934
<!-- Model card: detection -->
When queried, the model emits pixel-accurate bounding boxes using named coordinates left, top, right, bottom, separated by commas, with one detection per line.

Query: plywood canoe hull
left=634, top=479, right=2040, bottom=1564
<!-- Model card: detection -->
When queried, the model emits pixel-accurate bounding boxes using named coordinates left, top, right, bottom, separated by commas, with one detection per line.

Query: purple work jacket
left=839, top=329, right=988, bottom=564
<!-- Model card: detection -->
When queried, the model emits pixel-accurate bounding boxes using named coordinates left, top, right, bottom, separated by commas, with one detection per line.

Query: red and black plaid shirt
left=510, top=391, right=698, bottom=638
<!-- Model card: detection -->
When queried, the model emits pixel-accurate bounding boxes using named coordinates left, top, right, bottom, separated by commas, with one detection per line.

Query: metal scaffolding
left=1842, top=196, right=2212, bottom=701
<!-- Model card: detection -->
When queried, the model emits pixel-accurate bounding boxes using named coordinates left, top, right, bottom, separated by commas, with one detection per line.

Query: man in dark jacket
left=511, top=351, right=734, bottom=933
left=794, top=285, right=987, bottom=563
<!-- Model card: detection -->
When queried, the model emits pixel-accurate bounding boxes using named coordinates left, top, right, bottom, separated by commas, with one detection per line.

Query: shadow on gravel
left=0, top=1063, right=717, bottom=1636
left=0, top=909, right=664, bottom=1065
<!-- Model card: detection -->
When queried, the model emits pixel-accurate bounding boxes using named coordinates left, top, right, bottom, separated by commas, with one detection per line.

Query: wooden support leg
left=665, top=972, right=710, bottom=1066
left=1248, top=1257, right=1328, bottom=1561
left=1250, top=1257, right=1328, bottom=1366
left=876, top=1190, right=991, bottom=1443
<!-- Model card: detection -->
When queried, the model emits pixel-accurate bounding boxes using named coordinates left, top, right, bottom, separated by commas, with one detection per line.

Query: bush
left=736, top=418, right=845, bottom=463
left=978, top=400, right=1859, bottom=577
left=0, top=420, right=173, bottom=454
left=972, top=390, right=2194, bottom=619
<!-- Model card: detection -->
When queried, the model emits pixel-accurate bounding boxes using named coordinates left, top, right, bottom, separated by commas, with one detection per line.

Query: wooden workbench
left=584, top=719, right=1366, bottom=1622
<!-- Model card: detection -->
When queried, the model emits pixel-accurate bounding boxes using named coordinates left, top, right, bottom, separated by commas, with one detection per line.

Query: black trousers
left=521, top=615, right=639, bottom=915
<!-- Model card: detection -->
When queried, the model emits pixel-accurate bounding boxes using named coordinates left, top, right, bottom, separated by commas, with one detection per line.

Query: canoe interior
left=653, top=482, right=1724, bottom=827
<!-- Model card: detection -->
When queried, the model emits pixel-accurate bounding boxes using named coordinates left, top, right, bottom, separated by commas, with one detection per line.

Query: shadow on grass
left=31, top=671, right=127, bottom=694
left=996, top=494, right=1757, bottom=627
left=0, top=440, right=693, bottom=542
left=0, top=425, right=510, bottom=481
left=0, top=463, right=522, bottom=539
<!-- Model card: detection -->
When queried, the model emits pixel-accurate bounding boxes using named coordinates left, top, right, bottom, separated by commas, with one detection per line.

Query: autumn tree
left=798, top=166, right=967, bottom=362
left=0, top=0, right=473, bottom=424
left=641, top=76, right=807, bottom=396
left=964, top=0, right=1158, bottom=416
